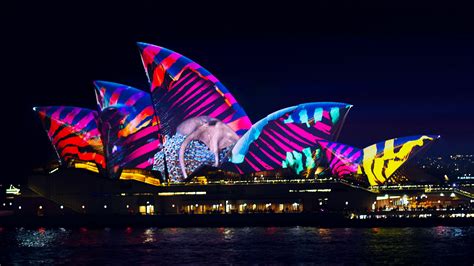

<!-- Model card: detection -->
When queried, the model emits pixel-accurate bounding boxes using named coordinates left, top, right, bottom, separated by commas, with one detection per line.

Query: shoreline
left=1, top=213, right=473, bottom=228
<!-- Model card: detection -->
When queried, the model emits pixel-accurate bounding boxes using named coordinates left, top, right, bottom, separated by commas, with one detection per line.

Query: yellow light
left=158, top=191, right=207, bottom=196
left=362, top=136, right=434, bottom=185
left=119, top=170, right=161, bottom=186
left=74, top=162, right=99, bottom=173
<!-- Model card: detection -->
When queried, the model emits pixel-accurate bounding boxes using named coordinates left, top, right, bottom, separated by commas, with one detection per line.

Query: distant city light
left=38, top=206, right=43, bottom=209
left=60, top=205, right=64, bottom=209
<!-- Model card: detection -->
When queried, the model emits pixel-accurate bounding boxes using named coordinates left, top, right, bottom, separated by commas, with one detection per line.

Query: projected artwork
left=34, top=42, right=439, bottom=186
left=359, top=135, right=439, bottom=186
left=137, top=43, right=252, bottom=137
left=152, top=116, right=238, bottom=181
left=317, top=141, right=362, bottom=177
left=34, top=106, right=105, bottom=169
left=227, top=102, right=351, bottom=174
left=289, top=135, right=440, bottom=185
left=94, top=81, right=161, bottom=178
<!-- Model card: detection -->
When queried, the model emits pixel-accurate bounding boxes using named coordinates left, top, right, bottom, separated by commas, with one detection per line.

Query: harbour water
left=0, top=226, right=473, bottom=264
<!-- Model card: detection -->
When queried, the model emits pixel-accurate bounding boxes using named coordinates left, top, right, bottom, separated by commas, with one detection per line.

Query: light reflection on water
left=16, top=227, right=71, bottom=248
left=0, top=226, right=473, bottom=264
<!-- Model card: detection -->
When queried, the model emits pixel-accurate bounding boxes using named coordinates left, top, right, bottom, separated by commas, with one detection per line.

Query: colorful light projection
left=289, top=135, right=440, bottom=185
left=94, top=81, right=161, bottom=178
left=227, top=102, right=352, bottom=174
left=137, top=43, right=252, bottom=137
left=359, top=135, right=440, bottom=186
left=34, top=43, right=440, bottom=187
left=153, top=132, right=231, bottom=182
left=34, top=106, right=106, bottom=169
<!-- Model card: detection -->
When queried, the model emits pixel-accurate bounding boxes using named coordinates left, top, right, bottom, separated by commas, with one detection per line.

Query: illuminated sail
left=94, top=81, right=161, bottom=178
left=34, top=106, right=105, bottom=171
left=227, top=102, right=352, bottom=174
left=137, top=43, right=252, bottom=137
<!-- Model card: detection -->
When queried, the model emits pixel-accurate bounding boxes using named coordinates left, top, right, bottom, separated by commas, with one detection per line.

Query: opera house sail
left=34, top=42, right=440, bottom=187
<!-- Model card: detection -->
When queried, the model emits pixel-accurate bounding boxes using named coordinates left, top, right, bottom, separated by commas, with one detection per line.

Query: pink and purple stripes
left=228, top=103, right=351, bottom=173
left=137, top=42, right=252, bottom=136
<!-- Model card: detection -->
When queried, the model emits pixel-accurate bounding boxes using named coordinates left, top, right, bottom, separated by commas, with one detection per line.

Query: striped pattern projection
left=137, top=42, right=252, bottom=136
left=228, top=102, right=352, bottom=174
left=317, top=141, right=362, bottom=177
left=34, top=106, right=105, bottom=169
left=360, top=135, right=439, bottom=186
left=94, top=81, right=161, bottom=178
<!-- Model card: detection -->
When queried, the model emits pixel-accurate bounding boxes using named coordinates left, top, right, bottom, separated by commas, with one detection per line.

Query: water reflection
left=16, top=227, right=70, bottom=248
left=316, top=228, right=331, bottom=239
left=142, top=228, right=156, bottom=243
left=0, top=227, right=472, bottom=264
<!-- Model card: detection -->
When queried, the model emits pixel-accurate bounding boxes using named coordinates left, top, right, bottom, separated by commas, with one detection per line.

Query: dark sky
left=2, top=2, right=473, bottom=183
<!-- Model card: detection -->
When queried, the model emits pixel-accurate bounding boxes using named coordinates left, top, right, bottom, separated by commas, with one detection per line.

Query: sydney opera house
left=18, top=42, right=471, bottom=217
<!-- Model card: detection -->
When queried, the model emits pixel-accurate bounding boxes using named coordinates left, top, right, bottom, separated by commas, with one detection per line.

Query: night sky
left=2, top=2, right=473, bottom=183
